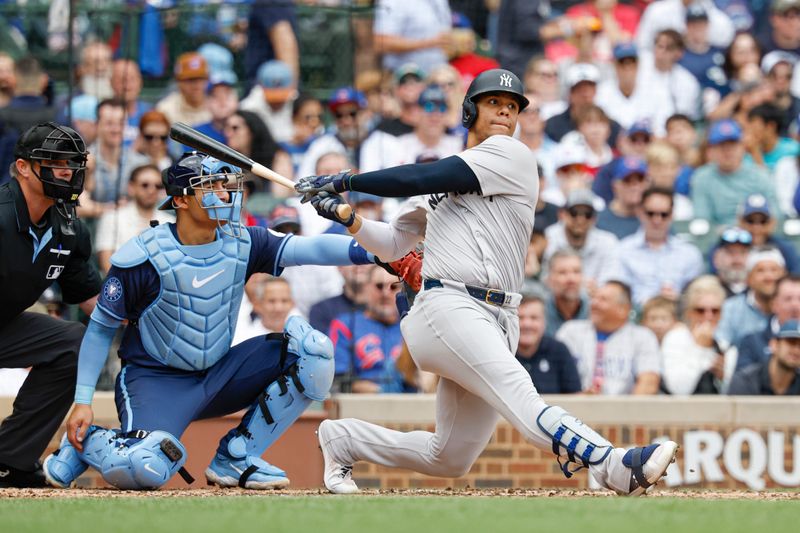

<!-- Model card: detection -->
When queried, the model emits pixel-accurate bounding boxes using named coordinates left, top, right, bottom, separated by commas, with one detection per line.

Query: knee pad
left=284, top=316, right=334, bottom=402
left=536, top=405, right=612, bottom=478
left=81, top=428, right=188, bottom=490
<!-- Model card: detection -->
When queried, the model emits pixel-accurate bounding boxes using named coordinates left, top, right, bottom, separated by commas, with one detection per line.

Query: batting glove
left=295, top=170, right=353, bottom=197
left=309, top=191, right=356, bottom=227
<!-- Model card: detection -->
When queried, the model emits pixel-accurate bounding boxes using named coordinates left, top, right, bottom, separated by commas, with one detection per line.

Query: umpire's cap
left=461, top=69, right=528, bottom=128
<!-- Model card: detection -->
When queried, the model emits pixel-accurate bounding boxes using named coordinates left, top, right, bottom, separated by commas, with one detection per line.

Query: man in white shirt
left=239, top=60, right=296, bottom=144
left=637, top=0, right=735, bottom=52
left=94, top=164, right=175, bottom=272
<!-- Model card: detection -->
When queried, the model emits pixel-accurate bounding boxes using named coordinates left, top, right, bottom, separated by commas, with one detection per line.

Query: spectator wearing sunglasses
left=130, top=110, right=172, bottom=172
left=710, top=226, right=753, bottom=297
left=739, top=195, right=798, bottom=272
left=716, top=247, right=787, bottom=347
left=396, top=84, right=463, bottom=165
left=607, top=186, right=704, bottom=306
left=297, top=87, right=371, bottom=179
left=93, top=164, right=174, bottom=273
left=543, top=189, right=619, bottom=292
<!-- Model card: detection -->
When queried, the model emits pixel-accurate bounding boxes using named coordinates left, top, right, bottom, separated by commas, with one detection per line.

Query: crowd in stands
left=2, top=0, right=800, bottom=397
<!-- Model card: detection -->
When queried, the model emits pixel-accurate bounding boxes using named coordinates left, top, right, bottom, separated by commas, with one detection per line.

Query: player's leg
left=319, top=375, right=500, bottom=493
left=404, top=291, right=676, bottom=495
left=44, top=364, right=200, bottom=489
left=198, top=316, right=335, bottom=489
left=0, top=312, right=84, bottom=487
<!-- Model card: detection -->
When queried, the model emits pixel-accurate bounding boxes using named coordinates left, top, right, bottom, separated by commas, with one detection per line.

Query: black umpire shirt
left=0, top=179, right=101, bottom=326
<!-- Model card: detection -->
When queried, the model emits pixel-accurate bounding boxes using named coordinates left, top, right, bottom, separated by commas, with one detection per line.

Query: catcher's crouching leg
left=207, top=316, right=335, bottom=489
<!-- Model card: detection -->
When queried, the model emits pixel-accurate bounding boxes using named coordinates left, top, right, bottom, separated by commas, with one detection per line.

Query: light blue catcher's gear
left=219, top=316, right=334, bottom=488
left=536, top=405, right=613, bottom=478
left=45, top=426, right=192, bottom=490
left=205, top=453, right=290, bottom=489
left=43, top=433, right=89, bottom=488
left=110, top=223, right=251, bottom=371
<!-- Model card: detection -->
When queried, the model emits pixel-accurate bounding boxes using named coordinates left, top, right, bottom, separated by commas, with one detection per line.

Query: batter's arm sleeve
left=352, top=217, right=422, bottom=262
left=350, top=156, right=480, bottom=197
left=74, top=306, right=121, bottom=405
left=278, top=234, right=375, bottom=267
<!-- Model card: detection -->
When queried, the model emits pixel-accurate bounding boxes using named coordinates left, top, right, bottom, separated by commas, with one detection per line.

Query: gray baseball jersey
left=391, top=134, right=538, bottom=292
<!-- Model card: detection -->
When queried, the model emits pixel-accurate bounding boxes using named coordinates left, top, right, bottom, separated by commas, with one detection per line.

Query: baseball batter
left=296, top=69, right=678, bottom=496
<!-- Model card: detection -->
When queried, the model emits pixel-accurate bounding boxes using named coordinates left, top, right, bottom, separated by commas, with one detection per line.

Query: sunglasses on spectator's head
left=567, top=207, right=595, bottom=219
left=719, top=227, right=753, bottom=246
left=422, top=101, right=448, bottom=113
left=144, top=134, right=168, bottom=142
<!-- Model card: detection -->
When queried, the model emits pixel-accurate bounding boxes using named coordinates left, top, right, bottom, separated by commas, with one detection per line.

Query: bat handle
left=336, top=204, right=352, bottom=221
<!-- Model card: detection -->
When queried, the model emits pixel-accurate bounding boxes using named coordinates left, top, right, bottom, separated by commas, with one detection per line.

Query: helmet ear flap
left=462, top=98, right=477, bottom=128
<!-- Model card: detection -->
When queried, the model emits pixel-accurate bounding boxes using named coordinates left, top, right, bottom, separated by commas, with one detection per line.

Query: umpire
left=0, top=122, right=100, bottom=487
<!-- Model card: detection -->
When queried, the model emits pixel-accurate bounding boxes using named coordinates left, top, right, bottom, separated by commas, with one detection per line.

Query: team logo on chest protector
left=136, top=224, right=251, bottom=370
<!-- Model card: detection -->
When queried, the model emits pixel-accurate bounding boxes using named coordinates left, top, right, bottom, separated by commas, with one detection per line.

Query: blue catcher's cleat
left=205, top=453, right=290, bottom=490
left=42, top=433, right=89, bottom=488
left=622, top=441, right=679, bottom=496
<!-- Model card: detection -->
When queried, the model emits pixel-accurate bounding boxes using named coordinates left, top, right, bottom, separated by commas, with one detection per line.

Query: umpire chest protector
left=111, top=223, right=251, bottom=370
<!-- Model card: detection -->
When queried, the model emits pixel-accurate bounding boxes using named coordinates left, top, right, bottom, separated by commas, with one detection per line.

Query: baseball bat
left=170, top=122, right=351, bottom=219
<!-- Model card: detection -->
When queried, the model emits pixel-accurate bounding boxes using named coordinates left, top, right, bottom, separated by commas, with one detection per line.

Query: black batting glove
left=309, top=191, right=356, bottom=227
left=295, top=170, right=353, bottom=198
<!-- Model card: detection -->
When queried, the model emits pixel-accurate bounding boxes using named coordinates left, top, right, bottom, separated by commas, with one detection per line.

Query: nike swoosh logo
left=192, top=269, right=225, bottom=289
left=143, top=463, right=161, bottom=476
left=231, top=464, right=243, bottom=475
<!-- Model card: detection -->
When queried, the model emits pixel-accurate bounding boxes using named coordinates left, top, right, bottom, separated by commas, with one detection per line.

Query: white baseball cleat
left=622, top=441, right=679, bottom=496
left=317, top=420, right=359, bottom=494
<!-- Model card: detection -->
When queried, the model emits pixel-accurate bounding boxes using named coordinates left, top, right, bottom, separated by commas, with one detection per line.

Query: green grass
left=0, top=496, right=795, bottom=533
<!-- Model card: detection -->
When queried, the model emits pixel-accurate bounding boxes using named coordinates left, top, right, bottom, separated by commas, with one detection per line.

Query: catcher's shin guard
left=225, top=316, right=335, bottom=460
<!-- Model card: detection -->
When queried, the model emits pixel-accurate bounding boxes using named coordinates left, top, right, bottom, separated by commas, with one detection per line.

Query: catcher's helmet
left=14, top=122, right=88, bottom=202
left=461, top=69, right=529, bottom=128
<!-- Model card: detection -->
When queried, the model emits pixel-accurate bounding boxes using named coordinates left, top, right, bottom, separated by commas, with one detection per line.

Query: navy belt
left=423, top=278, right=509, bottom=306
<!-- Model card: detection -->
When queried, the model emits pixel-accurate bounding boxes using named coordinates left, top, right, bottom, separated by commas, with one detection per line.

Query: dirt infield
left=1, top=487, right=798, bottom=500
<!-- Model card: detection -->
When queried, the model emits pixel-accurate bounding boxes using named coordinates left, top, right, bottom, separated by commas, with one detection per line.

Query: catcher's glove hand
left=387, top=250, right=422, bottom=292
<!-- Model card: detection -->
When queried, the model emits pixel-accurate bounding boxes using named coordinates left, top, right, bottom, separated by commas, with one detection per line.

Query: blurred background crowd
left=1, top=0, right=800, bottom=398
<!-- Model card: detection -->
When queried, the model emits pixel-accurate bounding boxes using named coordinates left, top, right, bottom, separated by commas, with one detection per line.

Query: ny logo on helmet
left=499, top=73, right=513, bottom=88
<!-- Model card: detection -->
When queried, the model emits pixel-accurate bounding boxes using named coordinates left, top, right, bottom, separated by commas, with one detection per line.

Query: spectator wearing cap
left=544, top=249, right=590, bottom=335
left=193, top=71, right=240, bottom=146
left=637, top=30, right=702, bottom=122
left=266, top=202, right=344, bottom=318
left=110, top=59, right=152, bottom=149
left=716, top=247, right=787, bottom=347
left=66, top=94, right=99, bottom=146
left=298, top=87, right=370, bottom=179
left=678, top=4, right=728, bottom=103
left=496, top=0, right=606, bottom=77
left=523, top=57, right=567, bottom=121
left=691, top=119, right=778, bottom=227
left=556, top=280, right=662, bottom=395
left=197, top=43, right=235, bottom=79
left=744, top=103, right=800, bottom=171
left=278, top=94, right=325, bottom=176
left=596, top=43, right=667, bottom=134
left=710, top=226, right=753, bottom=296
left=240, top=60, right=297, bottom=143
left=543, top=143, right=594, bottom=207
left=596, top=157, right=648, bottom=239
left=761, top=52, right=800, bottom=136
left=129, top=110, right=173, bottom=172
left=591, top=120, right=653, bottom=205
left=609, top=186, right=704, bottom=306
left=736, top=194, right=800, bottom=272
left=728, top=318, right=800, bottom=395
left=374, top=63, right=426, bottom=137
left=243, top=0, right=298, bottom=86
left=156, top=52, right=211, bottom=127
left=373, top=0, right=451, bottom=73
left=545, top=63, right=623, bottom=145
left=544, top=189, right=619, bottom=290
left=736, top=274, right=800, bottom=371
left=757, top=0, right=800, bottom=56
left=637, top=0, right=735, bottom=53
left=394, top=84, right=463, bottom=166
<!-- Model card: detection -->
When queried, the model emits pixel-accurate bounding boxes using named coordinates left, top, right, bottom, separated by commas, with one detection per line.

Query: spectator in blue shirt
left=728, top=318, right=800, bottom=395
left=736, top=194, right=799, bottom=273
left=515, top=294, right=581, bottom=394
left=596, top=156, right=647, bottom=239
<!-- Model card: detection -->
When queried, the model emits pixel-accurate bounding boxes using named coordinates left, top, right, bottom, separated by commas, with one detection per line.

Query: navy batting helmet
left=461, top=69, right=528, bottom=128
